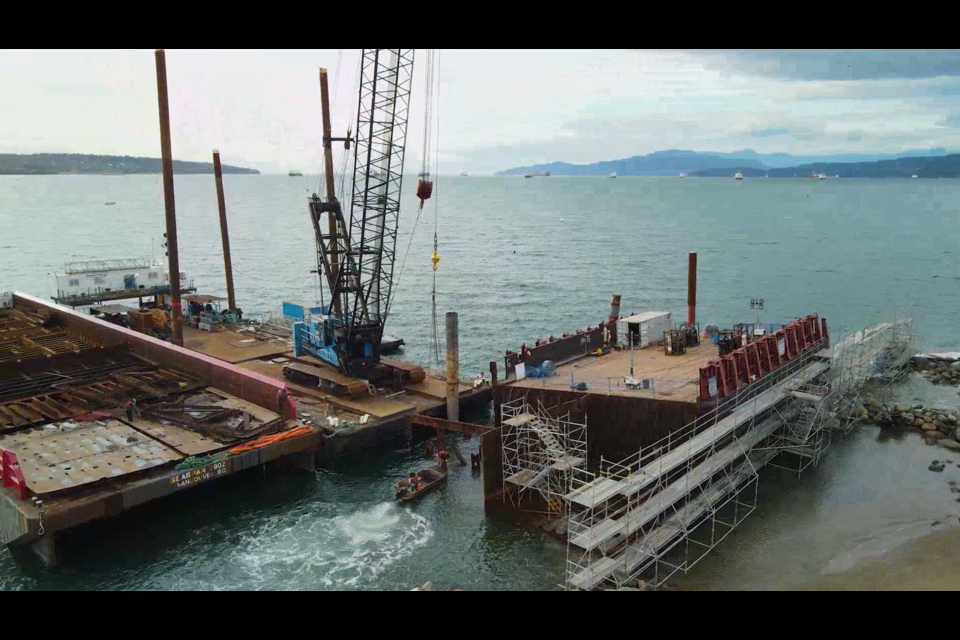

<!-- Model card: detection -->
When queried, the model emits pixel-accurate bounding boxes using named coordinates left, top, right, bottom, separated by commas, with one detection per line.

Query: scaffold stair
left=566, top=356, right=831, bottom=510
left=568, top=448, right=777, bottom=591
left=569, top=410, right=784, bottom=552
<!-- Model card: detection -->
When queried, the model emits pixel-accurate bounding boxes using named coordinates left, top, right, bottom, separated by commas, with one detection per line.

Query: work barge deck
left=175, top=311, right=492, bottom=458
left=0, top=292, right=324, bottom=567
left=0, top=291, right=491, bottom=567
left=481, top=300, right=917, bottom=591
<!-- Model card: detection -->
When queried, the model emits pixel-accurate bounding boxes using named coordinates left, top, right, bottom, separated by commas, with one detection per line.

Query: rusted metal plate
left=129, top=417, right=227, bottom=456
left=0, top=419, right=182, bottom=495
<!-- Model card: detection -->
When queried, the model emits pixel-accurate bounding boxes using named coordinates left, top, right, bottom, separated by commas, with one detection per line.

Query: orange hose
left=229, top=425, right=314, bottom=455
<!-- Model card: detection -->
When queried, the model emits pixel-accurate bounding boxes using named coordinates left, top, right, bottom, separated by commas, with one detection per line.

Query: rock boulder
left=940, top=439, right=960, bottom=452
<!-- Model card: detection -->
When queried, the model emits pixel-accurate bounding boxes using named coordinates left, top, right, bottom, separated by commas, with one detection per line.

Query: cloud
left=751, top=127, right=789, bottom=137
left=702, top=49, right=960, bottom=81
left=938, top=113, right=960, bottom=128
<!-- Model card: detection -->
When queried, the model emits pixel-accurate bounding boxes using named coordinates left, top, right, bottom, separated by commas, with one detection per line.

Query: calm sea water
left=0, top=175, right=958, bottom=590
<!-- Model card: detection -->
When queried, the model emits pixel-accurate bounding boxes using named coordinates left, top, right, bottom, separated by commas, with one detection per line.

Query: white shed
left=617, top=311, right=672, bottom=348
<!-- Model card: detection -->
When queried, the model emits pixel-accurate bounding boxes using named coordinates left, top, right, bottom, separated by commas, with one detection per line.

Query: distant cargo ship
left=524, top=170, right=550, bottom=178
left=288, top=170, right=302, bottom=177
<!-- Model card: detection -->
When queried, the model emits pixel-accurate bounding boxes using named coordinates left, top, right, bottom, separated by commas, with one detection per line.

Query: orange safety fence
left=228, top=425, right=314, bottom=455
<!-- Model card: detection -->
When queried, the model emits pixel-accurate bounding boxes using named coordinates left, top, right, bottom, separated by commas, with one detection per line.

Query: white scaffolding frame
left=563, top=339, right=833, bottom=591
left=501, top=397, right=587, bottom=516
left=827, top=310, right=917, bottom=434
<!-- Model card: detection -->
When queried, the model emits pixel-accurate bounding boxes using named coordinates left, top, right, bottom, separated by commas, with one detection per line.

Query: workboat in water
left=734, top=172, right=743, bottom=180
left=381, top=334, right=404, bottom=354
left=394, top=467, right=447, bottom=503
left=524, top=170, right=550, bottom=178
left=288, top=170, right=302, bottom=177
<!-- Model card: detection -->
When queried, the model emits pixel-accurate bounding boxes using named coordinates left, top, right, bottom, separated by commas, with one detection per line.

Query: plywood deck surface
left=513, top=343, right=715, bottom=402
left=238, top=359, right=415, bottom=419
left=183, top=326, right=291, bottom=364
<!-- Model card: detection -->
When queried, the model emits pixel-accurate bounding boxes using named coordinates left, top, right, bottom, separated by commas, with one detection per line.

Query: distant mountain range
left=691, top=154, right=960, bottom=179
left=0, top=153, right=260, bottom=175
left=496, top=147, right=956, bottom=177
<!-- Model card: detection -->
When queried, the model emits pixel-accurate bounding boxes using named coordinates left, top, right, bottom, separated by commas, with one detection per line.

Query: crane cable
left=388, top=50, right=441, bottom=366
left=429, top=50, right=442, bottom=366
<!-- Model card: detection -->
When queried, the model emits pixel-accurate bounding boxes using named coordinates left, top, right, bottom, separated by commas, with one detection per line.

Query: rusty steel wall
left=480, top=427, right=505, bottom=505
left=504, top=327, right=605, bottom=377
left=13, top=293, right=295, bottom=420
left=494, top=385, right=699, bottom=470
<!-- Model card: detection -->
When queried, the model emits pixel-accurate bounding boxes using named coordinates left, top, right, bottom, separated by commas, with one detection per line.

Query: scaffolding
left=827, top=310, right=917, bottom=434
left=560, top=311, right=920, bottom=590
left=501, top=397, right=587, bottom=516
left=62, top=258, right=156, bottom=274
left=763, top=379, right=834, bottom=476
left=564, top=340, right=833, bottom=591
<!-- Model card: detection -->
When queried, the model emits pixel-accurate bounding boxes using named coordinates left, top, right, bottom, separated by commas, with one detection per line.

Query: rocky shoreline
left=842, top=395, right=960, bottom=450
left=912, top=354, right=960, bottom=388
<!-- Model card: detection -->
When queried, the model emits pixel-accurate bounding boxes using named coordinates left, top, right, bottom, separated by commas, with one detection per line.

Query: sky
left=2, top=49, right=960, bottom=175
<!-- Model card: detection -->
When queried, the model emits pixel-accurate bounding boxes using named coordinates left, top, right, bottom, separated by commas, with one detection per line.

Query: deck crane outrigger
left=289, top=49, right=426, bottom=393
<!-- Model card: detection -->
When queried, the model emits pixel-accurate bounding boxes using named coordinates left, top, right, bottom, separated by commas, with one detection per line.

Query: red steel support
left=764, top=334, right=781, bottom=370
left=800, top=318, right=813, bottom=350
left=734, top=350, right=751, bottom=384
left=699, top=362, right=721, bottom=400
left=807, top=314, right=822, bottom=342
left=784, top=324, right=799, bottom=359
left=755, top=340, right=771, bottom=375
left=719, top=356, right=737, bottom=397
left=821, top=318, right=829, bottom=346
left=0, top=449, right=27, bottom=500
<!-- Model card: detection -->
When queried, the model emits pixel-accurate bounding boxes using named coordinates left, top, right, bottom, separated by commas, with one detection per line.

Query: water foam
left=232, top=502, right=434, bottom=590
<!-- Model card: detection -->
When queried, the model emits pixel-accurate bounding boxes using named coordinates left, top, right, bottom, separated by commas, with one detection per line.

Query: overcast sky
left=2, top=49, right=959, bottom=174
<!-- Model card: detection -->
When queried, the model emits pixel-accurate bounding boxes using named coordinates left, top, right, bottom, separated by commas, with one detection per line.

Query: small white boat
left=734, top=172, right=743, bottom=180
left=609, top=172, right=616, bottom=178
left=912, top=174, right=918, bottom=179
left=678, top=173, right=687, bottom=179
left=818, top=173, right=826, bottom=180
left=460, top=172, right=468, bottom=177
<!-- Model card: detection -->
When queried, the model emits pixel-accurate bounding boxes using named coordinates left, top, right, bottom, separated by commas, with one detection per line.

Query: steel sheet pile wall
left=504, top=326, right=605, bottom=377
left=486, top=385, right=699, bottom=505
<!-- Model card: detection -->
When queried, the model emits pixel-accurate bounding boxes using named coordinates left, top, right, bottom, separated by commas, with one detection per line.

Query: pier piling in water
left=608, top=294, right=622, bottom=344
left=446, top=312, right=459, bottom=423
left=155, top=49, right=183, bottom=346
left=212, top=150, right=236, bottom=312
left=687, top=252, right=697, bottom=326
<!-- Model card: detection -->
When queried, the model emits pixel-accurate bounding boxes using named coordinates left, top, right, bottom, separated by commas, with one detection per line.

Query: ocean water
left=0, top=174, right=958, bottom=590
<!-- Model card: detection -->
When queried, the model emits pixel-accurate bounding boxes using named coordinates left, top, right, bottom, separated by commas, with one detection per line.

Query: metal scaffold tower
left=828, top=308, right=917, bottom=433
left=501, top=397, right=587, bottom=516
left=563, top=339, right=834, bottom=591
